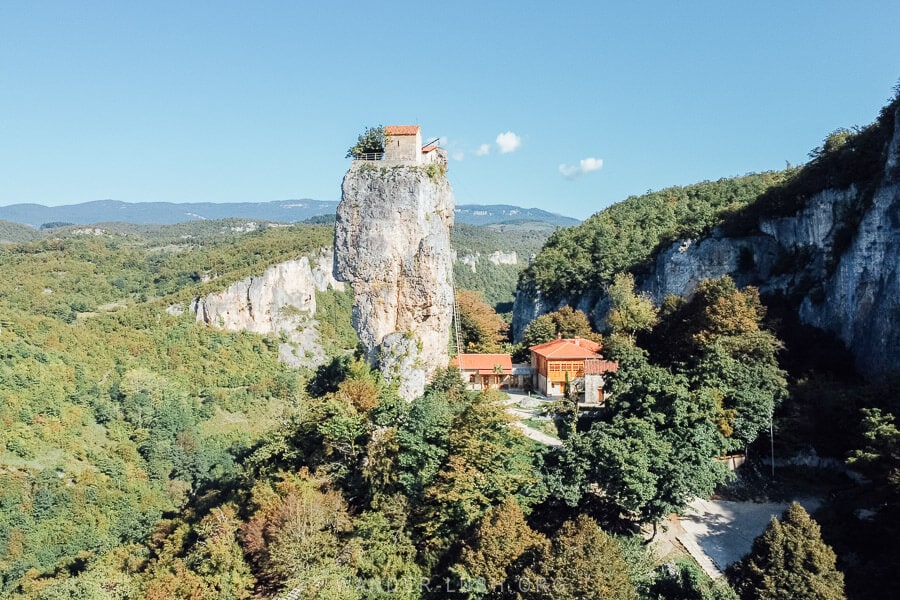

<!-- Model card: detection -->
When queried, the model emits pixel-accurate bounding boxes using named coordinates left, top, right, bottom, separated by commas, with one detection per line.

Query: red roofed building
left=384, top=125, right=420, bottom=136
left=351, top=125, right=445, bottom=165
left=450, top=353, right=530, bottom=391
left=383, top=125, right=422, bottom=163
left=529, top=336, right=618, bottom=402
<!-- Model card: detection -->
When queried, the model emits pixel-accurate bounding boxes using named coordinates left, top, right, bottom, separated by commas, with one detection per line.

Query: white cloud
left=559, top=157, right=604, bottom=179
left=452, top=151, right=465, bottom=161
left=475, top=143, right=491, bottom=156
left=558, top=164, right=579, bottom=178
left=495, top=131, right=522, bottom=154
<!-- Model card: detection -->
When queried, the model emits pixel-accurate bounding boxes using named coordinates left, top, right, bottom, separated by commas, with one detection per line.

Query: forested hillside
left=0, top=209, right=813, bottom=600
left=0, top=220, right=40, bottom=244
left=451, top=223, right=553, bottom=310
left=518, top=171, right=789, bottom=304
left=515, top=90, right=900, bottom=599
left=0, top=224, right=339, bottom=595
left=7, top=93, right=899, bottom=597
left=0, top=217, right=563, bottom=597
left=0, top=212, right=777, bottom=599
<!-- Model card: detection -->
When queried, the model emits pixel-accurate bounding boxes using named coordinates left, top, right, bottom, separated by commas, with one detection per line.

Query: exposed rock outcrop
left=513, top=103, right=900, bottom=378
left=450, top=250, right=517, bottom=274
left=639, top=109, right=900, bottom=378
left=334, top=162, right=455, bottom=400
left=458, top=252, right=479, bottom=273
left=489, top=250, right=517, bottom=266
left=191, top=250, right=343, bottom=368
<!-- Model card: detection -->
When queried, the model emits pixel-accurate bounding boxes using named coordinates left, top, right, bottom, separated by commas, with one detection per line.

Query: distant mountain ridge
left=453, top=204, right=579, bottom=226
left=0, top=199, right=338, bottom=228
left=0, top=199, right=579, bottom=228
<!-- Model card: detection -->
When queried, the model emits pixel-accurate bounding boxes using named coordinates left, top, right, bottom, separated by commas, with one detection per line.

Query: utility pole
left=770, top=416, right=775, bottom=480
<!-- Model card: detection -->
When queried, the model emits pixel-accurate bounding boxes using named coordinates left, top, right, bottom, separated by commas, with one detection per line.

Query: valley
left=0, top=93, right=898, bottom=599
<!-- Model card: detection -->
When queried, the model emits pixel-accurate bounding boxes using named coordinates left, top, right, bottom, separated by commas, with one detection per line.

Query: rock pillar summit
left=334, top=125, right=454, bottom=400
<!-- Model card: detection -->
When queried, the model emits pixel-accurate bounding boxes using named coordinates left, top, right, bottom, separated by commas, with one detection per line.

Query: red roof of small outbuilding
left=584, top=358, right=619, bottom=374
left=451, top=353, right=513, bottom=374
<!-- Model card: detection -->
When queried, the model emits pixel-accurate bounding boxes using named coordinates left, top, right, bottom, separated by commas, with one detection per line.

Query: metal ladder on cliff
left=451, top=277, right=463, bottom=358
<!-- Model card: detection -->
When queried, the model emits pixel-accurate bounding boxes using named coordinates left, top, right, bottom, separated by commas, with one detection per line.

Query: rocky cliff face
left=334, top=162, right=455, bottom=400
left=190, top=249, right=343, bottom=368
left=514, top=104, right=900, bottom=378
left=800, top=126, right=900, bottom=376
left=452, top=250, right=519, bottom=274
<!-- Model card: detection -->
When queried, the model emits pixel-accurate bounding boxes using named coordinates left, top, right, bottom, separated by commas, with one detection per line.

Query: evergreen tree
left=727, top=502, right=845, bottom=600
left=519, top=515, right=636, bottom=600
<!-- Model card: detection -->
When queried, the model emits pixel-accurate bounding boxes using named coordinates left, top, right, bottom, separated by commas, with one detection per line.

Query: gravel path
left=509, top=419, right=563, bottom=446
left=503, top=391, right=563, bottom=446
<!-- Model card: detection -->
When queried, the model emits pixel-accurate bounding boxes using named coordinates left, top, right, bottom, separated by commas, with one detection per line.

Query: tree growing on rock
left=346, top=125, right=389, bottom=158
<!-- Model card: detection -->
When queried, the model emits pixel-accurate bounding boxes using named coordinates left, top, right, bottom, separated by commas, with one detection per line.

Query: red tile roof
left=451, top=353, right=513, bottom=374
left=529, top=337, right=602, bottom=359
left=421, top=144, right=438, bottom=152
left=584, top=358, right=619, bottom=374
left=385, top=125, right=420, bottom=136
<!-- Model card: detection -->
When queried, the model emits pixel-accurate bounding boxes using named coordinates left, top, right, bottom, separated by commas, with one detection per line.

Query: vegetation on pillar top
left=346, top=125, right=389, bottom=158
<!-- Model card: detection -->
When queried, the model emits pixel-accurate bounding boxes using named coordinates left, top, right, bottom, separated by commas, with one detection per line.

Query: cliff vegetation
left=514, top=87, right=900, bottom=600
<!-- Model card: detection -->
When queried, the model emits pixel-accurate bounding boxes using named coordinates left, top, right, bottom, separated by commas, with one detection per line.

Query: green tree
left=692, top=334, right=787, bottom=449
left=727, top=502, right=845, bottom=600
left=346, top=125, right=388, bottom=158
left=350, top=510, right=422, bottom=600
left=548, top=306, right=600, bottom=341
left=520, top=515, right=636, bottom=600
left=847, top=407, right=900, bottom=495
left=544, top=337, right=729, bottom=532
left=651, top=559, right=738, bottom=600
left=586, top=417, right=669, bottom=517
left=418, top=391, right=543, bottom=554
left=456, top=290, right=509, bottom=353
left=522, top=314, right=557, bottom=348
left=605, top=272, right=658, bottom=338
left=522, top=306, right=600, bottom=348
left=454, top=496, right=547, bottom=595
left=648, top=277, right=787, bottom=449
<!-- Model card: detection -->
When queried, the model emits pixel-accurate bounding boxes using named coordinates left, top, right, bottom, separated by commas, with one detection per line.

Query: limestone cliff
left=334, top=162, right=455, bottom=400
left=451, top=250, right=518, bottom=274
left=641, top=105, right=900, bottom=377
left=514, top=101, right=900, bottom=378
left=190, top=249, right=344, bottom=368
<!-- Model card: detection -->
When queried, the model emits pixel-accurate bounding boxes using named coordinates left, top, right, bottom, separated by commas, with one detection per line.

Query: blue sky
left=1, top=2, right=898, bottom=220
